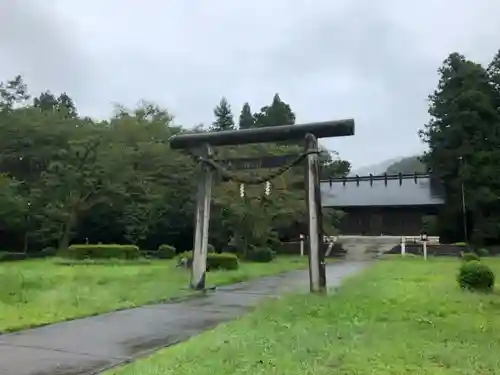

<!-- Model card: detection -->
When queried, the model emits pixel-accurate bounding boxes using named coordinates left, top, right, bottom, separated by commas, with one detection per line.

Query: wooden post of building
left=190, top=144, right=213, bottom=290
left=305, top=133, right=327, bottom=293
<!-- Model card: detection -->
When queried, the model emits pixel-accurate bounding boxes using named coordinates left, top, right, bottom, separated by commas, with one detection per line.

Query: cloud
left=1, top=0, right=499, bottom=168
left=0, top=0, right=96, bottom=104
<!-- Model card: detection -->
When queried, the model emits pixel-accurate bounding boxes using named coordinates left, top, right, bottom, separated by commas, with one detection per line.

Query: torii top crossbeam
left=169, top=119, right=355, bottom=149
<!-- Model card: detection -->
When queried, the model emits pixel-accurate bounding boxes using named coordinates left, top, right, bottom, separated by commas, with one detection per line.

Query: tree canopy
left=420, top=50, right=500, bottom=245
left=254, top=94, right=296, bottom=128
left=211, top=97, right=235, bottom=131
left=238, top=102, right=254, bottom=130
left=6, top=44, right=499, bottom=253
left=0, top=78, right=349, bottom=254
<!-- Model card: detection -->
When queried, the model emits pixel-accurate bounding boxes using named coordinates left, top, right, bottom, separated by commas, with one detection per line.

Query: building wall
left=337, top=206, right=440, bottom=236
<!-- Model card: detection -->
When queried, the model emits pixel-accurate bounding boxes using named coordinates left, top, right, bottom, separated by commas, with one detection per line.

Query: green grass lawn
left=0, top=256, right=307, bottom=333
left=106, top=257, right=500, bottom=375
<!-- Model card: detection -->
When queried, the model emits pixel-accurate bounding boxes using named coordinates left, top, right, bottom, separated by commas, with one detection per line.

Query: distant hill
left=349, top=157, right=402, bottom=176
left=386, top=155, right=426, bottom=174
left=350, top=155, right=426, bottom=176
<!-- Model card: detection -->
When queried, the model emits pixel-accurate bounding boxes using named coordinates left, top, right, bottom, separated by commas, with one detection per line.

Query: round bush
left=477, top=248, right=490, bottom=257
left=457, top=260, right=495, bottom=292
left=157, top=244, right=176, bottom=259
left=41, top=247, right=57, bottom=257
left=461, top=252, right=480, bottom=262
left=207, top=244, right=216, bottom=253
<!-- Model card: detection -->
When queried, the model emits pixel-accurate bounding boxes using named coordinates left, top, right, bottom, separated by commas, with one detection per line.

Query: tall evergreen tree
left=238, top=102, right=254, bottom=129
left=254, top=93, right=296, bottom=127
left=211, top=97, right=235, bottom=131
left=487, top=49, right=500, bottom=109
left=420, top=52, right=500, bottom=244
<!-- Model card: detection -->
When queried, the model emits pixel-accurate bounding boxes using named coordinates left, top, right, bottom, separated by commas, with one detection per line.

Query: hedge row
left=144, top=243, right=216, bottom=259
left=177, top=251, right=239, bottom=270
left=1, top=243, right=221, bottom=262
left=62, top=244, right=141, bottom=260
left=0, top=247, right=57, bottom=262
left=0, top=252, right=27, bottom=262
left=2, top=243, right=277, bottom=265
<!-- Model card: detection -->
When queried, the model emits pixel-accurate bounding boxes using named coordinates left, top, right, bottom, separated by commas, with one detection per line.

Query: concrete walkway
left=0, top=261, right=369, bottom=375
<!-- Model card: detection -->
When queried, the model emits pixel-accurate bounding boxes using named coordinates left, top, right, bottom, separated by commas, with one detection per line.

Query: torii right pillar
left=304, top=133, right=327, bottom=294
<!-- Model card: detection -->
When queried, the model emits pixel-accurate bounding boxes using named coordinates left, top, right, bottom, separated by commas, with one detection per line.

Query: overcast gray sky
left=1, top=0, right=499, bottom=168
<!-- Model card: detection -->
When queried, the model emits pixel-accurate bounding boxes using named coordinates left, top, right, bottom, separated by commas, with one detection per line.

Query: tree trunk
left=59, top=210, right=77, bottom=251
left=23, top=232, right=28, bottom=254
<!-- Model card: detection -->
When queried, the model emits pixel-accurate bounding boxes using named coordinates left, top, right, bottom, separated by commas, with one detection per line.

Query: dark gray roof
left=321, top=174, right=445, bottom=208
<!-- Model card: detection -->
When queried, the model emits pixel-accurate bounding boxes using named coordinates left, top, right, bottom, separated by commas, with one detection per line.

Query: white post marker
left=325, top=236, right=335, bottom=257
left=420, top=232, right=428, bottom=260
left=401, top=236, right=406, bottom=256
left=299, top=234, right=305, bottom=257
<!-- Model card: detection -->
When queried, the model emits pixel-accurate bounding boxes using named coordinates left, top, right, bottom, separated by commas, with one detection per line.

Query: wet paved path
left=0, top=261, right=369, bottom=375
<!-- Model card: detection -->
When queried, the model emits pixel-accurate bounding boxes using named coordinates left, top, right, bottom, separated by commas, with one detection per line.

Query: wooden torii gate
left=169, top=119, right=355, bottom=294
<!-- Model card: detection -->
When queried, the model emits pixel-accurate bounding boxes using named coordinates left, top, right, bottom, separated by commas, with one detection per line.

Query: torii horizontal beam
left=169, top=119, right=355, bottom=149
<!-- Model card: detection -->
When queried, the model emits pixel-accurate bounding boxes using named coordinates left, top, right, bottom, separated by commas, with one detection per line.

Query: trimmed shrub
left=157, top=244, right=176, bottom=259
left=477, top=248, right=490, bottom=257
left=401, top=253, right=420, bottom=258
left=207, top=244, right=216, bottom=253
left=0, top=252, right=27, bottom=262
left=62, top=244, right=140, bottom=260
left=457, top=260, right=495, bottom=292
left=177, top=250, right=193, bottom=259
left=40, top=247, right=57, bottom=257
left=54, top=258, right=152, bottom=266
left=177, top=251, right=238, bottom=271
left=461, top=252, right=480, bottom=262
left=141, top=250, right=156, bottom=259
left=208, top=253, right=238, bottom=270
left=246, top=247, right=275, bottom=263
